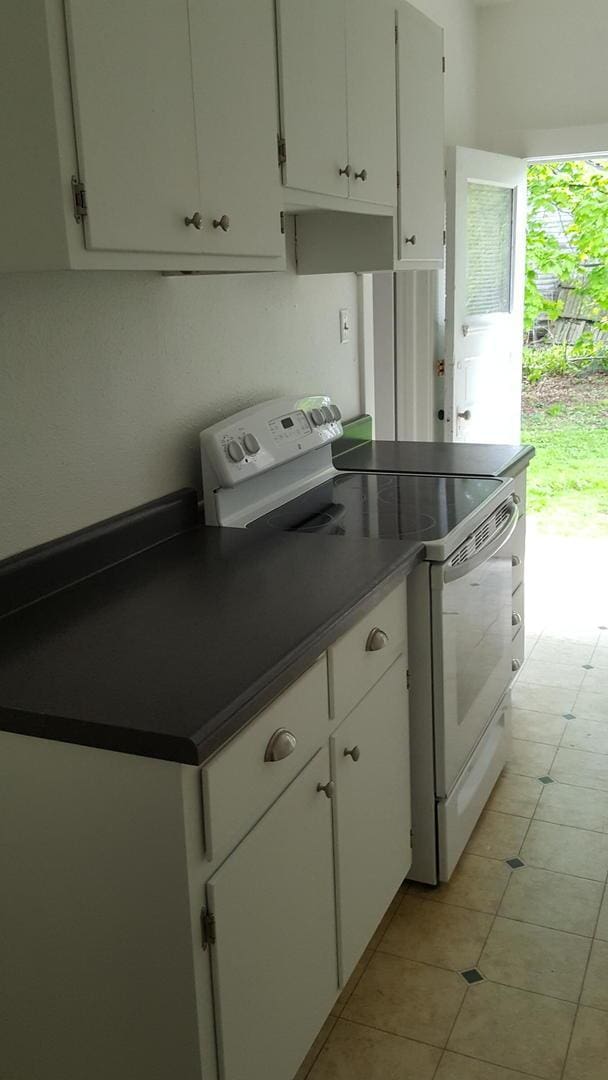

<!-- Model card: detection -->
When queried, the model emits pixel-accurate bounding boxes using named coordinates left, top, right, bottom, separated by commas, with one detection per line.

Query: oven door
left=431, top=500, right=519, bottom=797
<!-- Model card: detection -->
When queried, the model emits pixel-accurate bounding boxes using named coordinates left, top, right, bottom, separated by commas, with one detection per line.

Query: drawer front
left=512, top=582, right=524, bottom=639
left=513, top=472, right=527, bottom=517
left=511, top=516, right=526, bottom=593
left=512, top=625, right=525, bottom=676
left=202, top=656, right=328, bottom=862
left=328, top=581, right=407, bottom=721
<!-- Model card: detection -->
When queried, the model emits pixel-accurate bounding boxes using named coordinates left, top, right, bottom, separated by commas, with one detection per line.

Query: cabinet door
left=189, top=0, right=283, bottom=257
left=276, top=0, right=348, bottom=198
left=65, top=0, right=202, bottom=254
left=332, top=657, right=411, bottom=981
left=207, top=748, right=338, bottom=1080
left=396, top=2, right=445, bottom=266
left=346, top=0, right=397, bottom=208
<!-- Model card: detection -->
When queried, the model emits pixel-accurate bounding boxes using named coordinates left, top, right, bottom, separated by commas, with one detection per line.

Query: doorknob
left=458, top=409, right=471, bottom=421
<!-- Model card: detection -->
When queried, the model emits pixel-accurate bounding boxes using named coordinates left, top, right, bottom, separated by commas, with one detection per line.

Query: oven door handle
left=443, top=500, right=519, bottom=584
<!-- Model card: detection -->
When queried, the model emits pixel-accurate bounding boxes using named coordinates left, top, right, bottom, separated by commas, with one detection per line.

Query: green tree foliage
left=526, top=160, right=608, bottom=336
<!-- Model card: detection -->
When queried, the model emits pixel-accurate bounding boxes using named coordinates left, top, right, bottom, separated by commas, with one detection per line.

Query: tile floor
left=294, top=523, right=608, bottom=1079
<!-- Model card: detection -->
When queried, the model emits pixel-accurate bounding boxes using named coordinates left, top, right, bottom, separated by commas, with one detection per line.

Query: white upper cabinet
left=346, top=0, right=397, bottom=208
left=65, top=0, right=201, bottom=256
left=277, top=0, right=396, bottom=209
left=276, top=0, right=349, bottom=200
left=189, top=0, right=284, bottom=258
left=396, top=1, right=445, bottom=268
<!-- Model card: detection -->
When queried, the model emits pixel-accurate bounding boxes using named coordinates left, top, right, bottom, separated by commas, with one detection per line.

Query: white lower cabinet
left=331, top=656, right=412, bottom=981
left=206, top=747, right=338, bottom=1080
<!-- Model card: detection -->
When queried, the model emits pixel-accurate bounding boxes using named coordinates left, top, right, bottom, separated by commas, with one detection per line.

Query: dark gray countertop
left=334, top=439, right=535, bottom=478
left=0, top=523, right=422, bottom=765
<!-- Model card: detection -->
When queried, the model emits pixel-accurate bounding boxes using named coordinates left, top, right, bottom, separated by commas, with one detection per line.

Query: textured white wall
left=0, top=230, right=360, bottom=558
left=478, top=0, right=608, bottom=157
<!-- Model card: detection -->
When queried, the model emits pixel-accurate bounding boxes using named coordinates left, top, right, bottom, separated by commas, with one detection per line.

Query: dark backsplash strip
left=0, top=488, right=200, bottom=618
left=332, top=413, right=373, bottom=459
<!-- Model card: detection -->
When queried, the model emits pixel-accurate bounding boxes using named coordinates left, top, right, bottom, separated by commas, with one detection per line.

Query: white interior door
left=445, top=147, right=527, bottom=443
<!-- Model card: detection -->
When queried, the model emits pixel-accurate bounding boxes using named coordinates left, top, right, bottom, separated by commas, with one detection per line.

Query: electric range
left=200, top=397, right=518, bottom=884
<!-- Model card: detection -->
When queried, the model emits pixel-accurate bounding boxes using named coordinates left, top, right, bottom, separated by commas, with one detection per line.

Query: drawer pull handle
left=317, top=780, right=335, bottom=800
left=184, top=211, right=203, bottom=229
left=366, top=627, right=389, bottom=652
left=344, top=746, right=361, bottom=762
left=512, top=555, right=521, bottom=567
left=213, top=214, right=230, bottom=232
left=512, top=659, right=522, bottom=672
left=264, top=728, right=297, bottom=762
left=512, top=612, right=522, bottom=627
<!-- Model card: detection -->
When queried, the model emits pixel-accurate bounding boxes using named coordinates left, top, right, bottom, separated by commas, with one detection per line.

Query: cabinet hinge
left=396, top=170, right=400, bottom=190
left=71, top=176, right=87, bottom=223
left=280, top=210, right=286, bottom=235
left=200, top=909, right=216, bottom=950
left=410, top=828, right=414, bottom=844
left=442, top=56, right=446, bottom=74
left=277, top=134, right=287, bottom=167
left=443, top=228, right=446, bottom=246
left=395, top=25, right=398, bottom=43
left=406, top=670, right=411, bottom=690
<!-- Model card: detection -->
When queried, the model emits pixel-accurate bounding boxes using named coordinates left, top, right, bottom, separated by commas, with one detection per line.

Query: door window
left=465, top=182, right=514, bottom=316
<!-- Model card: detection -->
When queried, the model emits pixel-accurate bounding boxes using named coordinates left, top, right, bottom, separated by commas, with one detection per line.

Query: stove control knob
left=310, top=408, right=324, bottom=426
left=330, top=404, right=342, bottom=421
left=227, top=439, right=245, bottom=463
left=243, top=433, right=260, bottom=455
left=321, top=405, right=333, bottom=423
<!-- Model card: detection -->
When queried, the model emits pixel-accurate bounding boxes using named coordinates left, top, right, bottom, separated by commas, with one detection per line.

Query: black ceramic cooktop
left=248, top=472, right=504, bottom=543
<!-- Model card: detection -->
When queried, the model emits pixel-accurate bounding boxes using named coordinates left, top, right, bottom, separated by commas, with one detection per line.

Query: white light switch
left=339, top=308, right=351, bottom=344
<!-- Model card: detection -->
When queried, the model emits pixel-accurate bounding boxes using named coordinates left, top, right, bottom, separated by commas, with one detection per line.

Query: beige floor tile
left=343, top=951, right=466, bottom=1049
left=293, top=1016, right=337, bottom=1080
left=511, top=683, right=576, bottom=717
left=595, top=890, right=608, bottom=941
left=466, top=811, right=529, bottom=861
left=563, top=1006, right=608, bottom=1080
left=532, top=641, right=595, bottom=666
left=332, top=949, right=373, bottom=1015
left=535, top=781, right=608, bottom=833
left=521, top=820, right=608, bottom=881
left=429, top=854, right=512, bottom=915
left=583, top=667, right=608, bottom=694
left=378, top=894, right=492, bottom=971
left=436, top=1051, right=539, bottom=1080
left=575, top=689, right=608, bottom=723
left=368, top=891, right=404, bottom=950
left=582, top=939, right=608, bottom=1011
left=511, top=709, right=566, bottom=746
left=498, top=865, right=603, bottom=936
left=505, top=738, right=556, bottom=778
left=551, top=747, right=608, bottom=793
left=519, top=660, right=586, bottom=691
left=447, top=980, right=576, bottom=1080
left=561, top=718, right=608, bottom=756
left=308, top=1018, right=441, bottom=1080
left=487, top=773, right=543, bottom=818
left=479, top=916, right=590, bottom=1002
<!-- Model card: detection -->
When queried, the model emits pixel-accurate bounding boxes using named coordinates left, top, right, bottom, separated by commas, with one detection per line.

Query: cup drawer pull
left=366, top=627, right=389, bottom=652
left=264, top=728, right=297, bottom=762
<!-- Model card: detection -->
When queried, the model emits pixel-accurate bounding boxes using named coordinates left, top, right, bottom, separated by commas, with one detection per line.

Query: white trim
left=395, top=271, right=436, bottom=440
left=356, top=273, right=375, bottom=428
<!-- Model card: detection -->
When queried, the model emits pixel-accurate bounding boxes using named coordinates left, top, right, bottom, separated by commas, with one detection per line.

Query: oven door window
left=432, top=545, right=512, bottom=797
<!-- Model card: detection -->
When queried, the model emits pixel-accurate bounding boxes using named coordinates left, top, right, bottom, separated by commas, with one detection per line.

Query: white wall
left=478, top=0, right=608, bottom=158
left=0, top=229, right=360, bottom=558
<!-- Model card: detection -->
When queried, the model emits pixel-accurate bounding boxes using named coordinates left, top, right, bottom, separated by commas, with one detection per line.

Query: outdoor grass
left=521, top=400, right=608, bottom=537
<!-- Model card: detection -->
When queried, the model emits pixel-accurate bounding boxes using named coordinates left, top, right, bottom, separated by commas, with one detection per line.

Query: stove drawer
left=511, top=517, right=526, bottom=594
left=201, top=656, right=329, bottom=863
left=328, top=580, right=407, bottom=721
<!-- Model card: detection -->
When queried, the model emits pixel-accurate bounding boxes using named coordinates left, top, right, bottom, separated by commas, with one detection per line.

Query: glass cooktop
left=247, top=472, right=504, bottom=543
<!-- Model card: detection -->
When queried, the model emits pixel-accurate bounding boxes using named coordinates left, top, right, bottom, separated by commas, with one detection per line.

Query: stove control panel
left=200, top=396, right=343, bottom=488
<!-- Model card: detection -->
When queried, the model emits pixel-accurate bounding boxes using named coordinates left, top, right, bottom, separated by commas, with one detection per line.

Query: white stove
left=200, top=396, right=519, bottom=884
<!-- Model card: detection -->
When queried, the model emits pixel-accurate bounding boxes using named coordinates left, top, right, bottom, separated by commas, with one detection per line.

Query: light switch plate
left=339, top=308, right=351, bottom=344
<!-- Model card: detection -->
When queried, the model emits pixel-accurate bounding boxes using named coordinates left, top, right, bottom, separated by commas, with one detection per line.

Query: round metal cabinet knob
left=264, top=728, right=297, bottom=762
left=339, top=164, right=352, bottom=177
left=404, top=234, right=417, bottom=245
left=184, top=212, right=203, bottom=229
left=344, top=746, right=361, bottom=762
left=317, top=780, right=335, bottom=800
left=512, top=555, right=522, bottom=568
left=213, top=214, right=230, bottom=232
left=354, top=168, right=368, bottom=181
left=366, top=627, right=389, bottom=652
left=512, top=659, right=522, bottom=672
left=512, top=612, right=522, bottom=627
left=458, top=410, right=472, bottom=421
